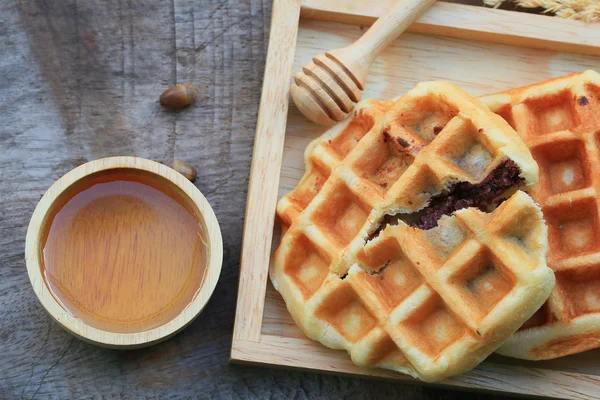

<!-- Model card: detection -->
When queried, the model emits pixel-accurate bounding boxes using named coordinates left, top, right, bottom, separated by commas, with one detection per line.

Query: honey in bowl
left=40, top=168, right=208, bottom=334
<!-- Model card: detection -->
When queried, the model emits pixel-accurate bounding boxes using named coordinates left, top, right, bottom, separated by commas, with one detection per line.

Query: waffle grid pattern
left=272, top=82, right=553, bottom=381
left=277, top=99, right=395, bottom=229
left=483, top=70, right=600, bottom=360
left=325, top=194, right=548, bottom=379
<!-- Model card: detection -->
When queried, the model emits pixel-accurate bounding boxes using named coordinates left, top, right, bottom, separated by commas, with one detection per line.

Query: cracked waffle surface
left=278, top=82, right=539, bottom=232
left=271, top=82, right=554, bottom=381
left=482, top=70, right=600, bottom=360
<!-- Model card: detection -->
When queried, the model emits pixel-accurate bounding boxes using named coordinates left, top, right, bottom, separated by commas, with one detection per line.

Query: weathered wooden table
left=0, top=0, right=549, bottom=398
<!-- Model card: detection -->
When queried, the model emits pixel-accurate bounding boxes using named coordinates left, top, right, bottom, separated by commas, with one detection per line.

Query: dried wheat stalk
left=483, top=0, right=600, bottom=23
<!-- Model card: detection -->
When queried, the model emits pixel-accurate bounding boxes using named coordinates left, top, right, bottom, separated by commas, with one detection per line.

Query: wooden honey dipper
left=291, top=0, right=436, bottom=125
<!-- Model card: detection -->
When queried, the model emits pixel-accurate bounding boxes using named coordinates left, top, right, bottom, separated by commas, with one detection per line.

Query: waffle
left=277, top=98, right=396, bottom=230
left=271, top=81, right=555, bottom=381
left=482, top=70, right=600, bottom=360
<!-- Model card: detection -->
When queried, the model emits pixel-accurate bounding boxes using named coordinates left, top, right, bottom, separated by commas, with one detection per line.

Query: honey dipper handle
left=359, top=0, right=435, bottom=56
left=328, top=0, right=436, bottom=86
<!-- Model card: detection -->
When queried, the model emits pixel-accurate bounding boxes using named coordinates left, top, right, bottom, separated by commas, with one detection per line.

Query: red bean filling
left=366, top=160, right=523, bottom=241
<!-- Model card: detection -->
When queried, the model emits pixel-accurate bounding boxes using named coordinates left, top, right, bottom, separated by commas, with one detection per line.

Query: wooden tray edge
left=232, top=336, right=600, bottom=400
left=232, top=0, right=301, bottom=344
left=301, top=0, right=600, bottom=56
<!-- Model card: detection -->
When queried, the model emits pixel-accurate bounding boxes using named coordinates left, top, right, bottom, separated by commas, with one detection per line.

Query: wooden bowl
left=25, top=156, right=223, bottom=348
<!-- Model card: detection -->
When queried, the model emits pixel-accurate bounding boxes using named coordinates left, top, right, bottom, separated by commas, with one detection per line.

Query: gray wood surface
left=0, top=0, right=531, bottom=398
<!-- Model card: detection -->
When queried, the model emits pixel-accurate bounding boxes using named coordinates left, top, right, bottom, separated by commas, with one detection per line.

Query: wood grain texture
left=233, top=335, right=600, bottom=399
left=233, top=0, right=301, bottom=344
left=233, top=2, right=600, bottom=399
left=301, top=0, right=600, bottom=56
left=0, top=0, right=568, bottom=399
left=289, top=0, right=435, bottom=125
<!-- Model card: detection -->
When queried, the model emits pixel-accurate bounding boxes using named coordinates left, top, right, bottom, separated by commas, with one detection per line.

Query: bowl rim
left=25, top=156, right=223, bottom=348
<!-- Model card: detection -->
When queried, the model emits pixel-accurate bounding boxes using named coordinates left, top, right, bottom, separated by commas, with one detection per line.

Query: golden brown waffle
left=482, top=70, right=600, bottom=360
left=271, top=82, right=555, bottom=381
left=277, top=99, right=396, bottom=230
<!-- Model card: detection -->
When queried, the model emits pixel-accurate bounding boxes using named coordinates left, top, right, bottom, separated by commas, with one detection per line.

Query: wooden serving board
left=231, top=1, right=600, bottom=398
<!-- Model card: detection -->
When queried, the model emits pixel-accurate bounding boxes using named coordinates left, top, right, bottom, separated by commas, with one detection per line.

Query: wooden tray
left=231, top=1, right=600, bottom=398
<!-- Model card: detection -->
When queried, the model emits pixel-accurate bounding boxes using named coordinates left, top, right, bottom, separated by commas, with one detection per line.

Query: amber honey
left=40, top=168, right=207, bottom=334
